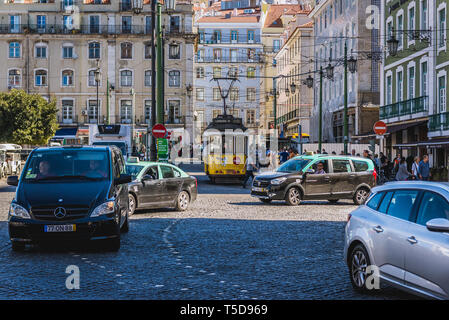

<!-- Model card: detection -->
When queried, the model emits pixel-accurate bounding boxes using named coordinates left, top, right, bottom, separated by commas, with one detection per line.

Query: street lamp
left=290, top=82, right=297, bottom=94
left=348, top=55, right=357, bottom=74
left=132, top=0, right=143, bottom=14
left=387, top=28, right=399, bottom=57
left=94, top=60, right=100, bottom=124
left=165, top=0, right=176, bottom=12
left=325, top=61, right=334, bottom=80
left=305, top=74, right=314, bottom=89
left=285, top=87, right=290, bottom=96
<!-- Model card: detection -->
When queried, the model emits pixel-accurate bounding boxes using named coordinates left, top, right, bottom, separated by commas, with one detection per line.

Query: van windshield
left=23, top=150, right=109, bottom=181
left=277, top=158, right=311, bottom=173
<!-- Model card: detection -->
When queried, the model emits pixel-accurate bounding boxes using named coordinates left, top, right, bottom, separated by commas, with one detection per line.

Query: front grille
left=31, top=206, right=90, bottom=221
left=253, top=180, right=270, bottom=188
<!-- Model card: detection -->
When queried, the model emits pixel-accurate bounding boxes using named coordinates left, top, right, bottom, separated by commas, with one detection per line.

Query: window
left=37, top=15, right=46, bottom=31
left=122, top=16, right=132, bottom=34
left=63, top=45, right=73, bottom=58
left=213, top=49, right=221, bottom=61
left=169, top=44, right=180, bottom=59
left=246, top=110, right=255, bottom=124
left=173, top=168, right=182, bottom=178
left=421, top=0, right=428, bottom=30
left=408, top=67, right=415, bottom=99
left=332, top=159, right=352, bottom=173
left=88, top=70, right=100, bottom=87
left=121, top=42, right=132, bottom=59
left=168, top=70, right=180, bottom=87
left=167, top=100, right=180, bottom=123
left=230, top=49, right=237, bottom=62
left=213, top=67, right=221, bottom=79
left=88, top=42, right=100, bottom=59
left=89, top=15, right=100, bottom=34
left=421, top=62, right=428, bottom=97
left=273, top=39, right=281, bottom=52
left=231, top=30, right=238, bottom=42
left=145, top=70, right=152, bottom=87
left=378, top=191, right=394, bottom=214
left=397, top=14, right=403, bottom=49
left=160, top=165, right=175, bottom=179
left=10, top=15, right=20, bottom=33
left=63, top=15, right=73, bottom=32
left=247, top=48, right=256, bottom=61
left=170, top=16, right=180, bottom=33
left=8, top=69, right=21, bottom=88
left=62, top=100, right=73, bottom=121
left=120, top=100, right=132, bottom=124
left=35, top=43, right=47, bottom=58
left=62, top=70, right=74, bottom=87
left=352, top=160, right=369, bottom=172
left=35, top=70, right=47, bottom=86
left=9, top=42, right=20, bottom=58
left=213, top=30, right=221, bottom=43
left=247, top=88, right=256, bottom=101
left=367, top=192, right=384, bottom=210
left=416, top=192, right=449, bottom=226
left=196, top=67, right=204, bottom=79
left=88, top=100, right=99, bottom=123
left=247, top=67, right=256, bottom=78
left=144, top=100, right=151, bottom=124
left=230, top=88, right=239, bottom=101
left=247, top=30, right=255, bottom=42
left=213, top=109, right=221, bottom=119
left=397, top=71, right=403, bottom=102
left=439, top=8, right=446, bottom=48
left=213, top=88, right=221, bottom=101
left=439, top=75, right=446, bottom=112
left=408, top=6, right=415, bottom=42
left=120, top=70, right=133, bottom=87
left=144, top=43, right=152, bottom=59
left=228, top=67, right=238, bottom=78
left=196, top=88, right=204, bottom=101
left=145, top=16, right=152, bottom=34
left=311, top=160, right=329, bottom=173
left=386, top=75, right=392, bottom=104
left=386, top=190, right=419, bottom=220
left=199, top=31, right=205, bottom=43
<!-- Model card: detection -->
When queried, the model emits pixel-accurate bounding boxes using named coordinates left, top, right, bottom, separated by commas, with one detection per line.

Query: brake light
left=373, top=169, right=377, bottom=181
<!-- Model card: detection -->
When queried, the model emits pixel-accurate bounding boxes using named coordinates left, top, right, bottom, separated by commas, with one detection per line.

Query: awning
left=393, top=143, right=418, bottom=149
left=53, top=127, right=78, bottom=140
left=387, top=120, right=427, bottom=134
left=419, top=138, right=449, bottom=147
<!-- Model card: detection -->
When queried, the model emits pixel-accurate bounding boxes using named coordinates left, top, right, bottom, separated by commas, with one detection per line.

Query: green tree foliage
left=0, top=89, right=58, bottom=145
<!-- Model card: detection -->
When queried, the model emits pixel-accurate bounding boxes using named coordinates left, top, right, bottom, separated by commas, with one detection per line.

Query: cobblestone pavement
left=0, top=165, right=416, bottom=300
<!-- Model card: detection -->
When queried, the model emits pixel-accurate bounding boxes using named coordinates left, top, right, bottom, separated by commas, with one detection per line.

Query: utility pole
left=272, top=77, right=277, bottom=131
left=106, top=79, right=110, bottom=125
left=344, top=42, right=349, bottom=155
left=318, top=67, right=323, bottom=152
left=156, top=2, right=164, bottom=124
left=149, top=0, right=157, bottom=161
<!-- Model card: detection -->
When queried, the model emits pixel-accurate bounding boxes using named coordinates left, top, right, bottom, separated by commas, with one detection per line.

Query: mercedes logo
left=54, top=207, right=67, bottom=219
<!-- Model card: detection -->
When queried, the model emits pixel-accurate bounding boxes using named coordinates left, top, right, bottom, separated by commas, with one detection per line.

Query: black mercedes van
left=6, top=145, right=131, bottom=251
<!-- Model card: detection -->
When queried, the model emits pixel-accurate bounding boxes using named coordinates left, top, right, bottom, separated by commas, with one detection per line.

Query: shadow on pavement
left=229, top=200, right=356, bottom=206
left=0, top=185, right=15, bottom=193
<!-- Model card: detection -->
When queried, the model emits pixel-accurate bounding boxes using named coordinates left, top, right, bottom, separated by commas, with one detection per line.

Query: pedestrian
left=418, top=155, right=431, bottom=181
left=288, top=148, right=297, bottom=159
left=242, top=152, right=257, bottom=188
left=279, top=147, right=289, bottom=164
left=331, top=151, right=336, bottom=155
left=340, top=151, right=345, bottom=155
left=351, top=149, right=356, bottom=156
left=322, top=148, right=328, bottom=154
left=411, top=156, right=420, bottom=180
left=395, top=158, right=411, bottom=181
left=393, top=153, right=401, bottom=173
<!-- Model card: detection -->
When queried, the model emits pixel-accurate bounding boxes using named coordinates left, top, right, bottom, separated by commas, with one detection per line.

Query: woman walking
left=396, top=158, right=411, bottom=181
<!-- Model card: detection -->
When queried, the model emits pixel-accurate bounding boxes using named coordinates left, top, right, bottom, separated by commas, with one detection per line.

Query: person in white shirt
left=242, top=154, right=257, bottom=188
left=411, top=156, right=420, bottom=180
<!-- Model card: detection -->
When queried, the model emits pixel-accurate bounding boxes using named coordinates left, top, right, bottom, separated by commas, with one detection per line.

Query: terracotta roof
left=264, top=5, right=310, bottom=28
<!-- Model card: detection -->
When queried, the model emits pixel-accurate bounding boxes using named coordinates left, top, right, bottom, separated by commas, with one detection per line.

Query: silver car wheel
left=289, top=188, right=300, bottom=205
left=356, top=189, right=368, bottom=203
left=351, top=250, right=368, bottom=288
left=179, top=191, right=189, bottom=210
left=128, top=194, right=136, bottom=216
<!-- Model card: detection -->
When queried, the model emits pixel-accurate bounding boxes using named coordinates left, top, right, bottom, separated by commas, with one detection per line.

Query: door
left=304, top=159, right=331, bottom=198
left=351, top=159, right=373, bottom=188
left=112, top=150, right=128, bottom=223
left=405, top=191, right=449, bottom=299
left=159, top=165, right=182, bottom=202
left=369, top=190, right=419, bottom=284
left=139, top=165, right=166, bottom=205
left=329, top=159, right=354, bottom=197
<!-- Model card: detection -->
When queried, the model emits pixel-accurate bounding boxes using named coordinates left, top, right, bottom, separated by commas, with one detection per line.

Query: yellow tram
left=203, top=114, right=249, bottom=184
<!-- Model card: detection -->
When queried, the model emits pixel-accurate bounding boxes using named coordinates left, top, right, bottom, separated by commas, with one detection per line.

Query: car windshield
left=125, top=164, right=145, bottom=180
left=23, top=149, right=109, bottom=181
left=277, top=158, right=311, bottom=173
left=92, top=142, right=127, bottom=157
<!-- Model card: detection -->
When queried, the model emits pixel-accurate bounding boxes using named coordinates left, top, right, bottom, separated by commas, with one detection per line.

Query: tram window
left=235, top=135, right=245, bottom=154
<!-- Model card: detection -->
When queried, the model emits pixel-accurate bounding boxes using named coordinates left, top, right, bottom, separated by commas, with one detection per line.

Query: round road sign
left=152, top=124, right=167, bottom=139
left=373, top=121, right=387, bottom=135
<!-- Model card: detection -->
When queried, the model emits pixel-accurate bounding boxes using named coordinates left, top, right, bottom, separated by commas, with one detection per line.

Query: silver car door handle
left=373, top=226, right=384, bottom=233
left=407, top=236, right=418, bottom=244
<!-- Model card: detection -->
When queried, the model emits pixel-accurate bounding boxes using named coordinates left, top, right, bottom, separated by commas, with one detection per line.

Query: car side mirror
left=306, top=168, right=315, bottom=174
left=114, top=174, right=132, bottom=185
left=426, top=218, right=449, bottom=232
left=7, top=175, right=18, bottom=186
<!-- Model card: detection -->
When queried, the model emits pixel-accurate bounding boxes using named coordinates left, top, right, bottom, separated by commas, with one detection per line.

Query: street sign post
left=373, top=121, right=387, bottom=136
left=152, top=124, right=167, bottom=139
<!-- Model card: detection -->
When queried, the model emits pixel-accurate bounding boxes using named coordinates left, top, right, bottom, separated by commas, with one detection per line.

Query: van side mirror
left=426, top=218, right=449, bottom=232
left=7, top=176, right=18, bottom=186
left=114, top=174, right=132, bottom=185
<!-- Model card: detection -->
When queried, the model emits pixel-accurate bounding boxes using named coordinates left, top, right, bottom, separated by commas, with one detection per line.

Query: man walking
left=418, top=155, right=431, bottom=181
left=242, top=153, right=257, bottom=188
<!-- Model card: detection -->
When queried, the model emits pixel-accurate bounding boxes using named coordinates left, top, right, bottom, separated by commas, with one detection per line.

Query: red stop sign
left=152, top=124, right=167, bottom=138
left=373, top=121, right=387, bottom=135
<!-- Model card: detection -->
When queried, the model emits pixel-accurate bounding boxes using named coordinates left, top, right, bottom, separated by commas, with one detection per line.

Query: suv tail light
left=373, top=169, right=377, bottom=181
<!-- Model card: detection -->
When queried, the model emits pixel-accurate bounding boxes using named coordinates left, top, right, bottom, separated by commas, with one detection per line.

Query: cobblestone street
left=0, top=164, right=415, bottom=299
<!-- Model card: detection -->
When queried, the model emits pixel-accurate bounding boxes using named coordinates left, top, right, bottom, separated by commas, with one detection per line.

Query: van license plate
left=44, top=225, right=76, bottom=232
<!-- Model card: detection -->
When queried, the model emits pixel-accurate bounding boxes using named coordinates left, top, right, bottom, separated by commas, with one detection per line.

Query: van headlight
left=271, top=177, right=287, bottom=185
left=9, top=203, right=31, bottom=219
left=91, top=201, right=115, bottom=217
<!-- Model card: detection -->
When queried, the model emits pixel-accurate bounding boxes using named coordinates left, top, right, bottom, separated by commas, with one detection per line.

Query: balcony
left=0, top=24, right=152, bottom=35
left=165, top=115, right=185, bottom=125
left=379, top=96, right=428, bottom=121
left=195, top=55, right=263, bottom=64
left=429, top=112, right=449, bottom=132
left=58, top=115, right=79, bottom=125
left=275, top=110, right=298, bottom=126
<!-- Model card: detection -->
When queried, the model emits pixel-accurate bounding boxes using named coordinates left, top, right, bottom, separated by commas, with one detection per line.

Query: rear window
left=352, top=160, right=369, bottom=172
left=366, top=192, right=383, bottom=210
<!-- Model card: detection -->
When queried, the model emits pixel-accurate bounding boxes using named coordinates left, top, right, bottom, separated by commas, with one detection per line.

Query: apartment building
left=193, top=2, right=264, bottom=139
left=309, top=0, right=380, bottom=144
left=273, top=8, right=313, bottom=138
left=0, top=0, right=195, bottom=143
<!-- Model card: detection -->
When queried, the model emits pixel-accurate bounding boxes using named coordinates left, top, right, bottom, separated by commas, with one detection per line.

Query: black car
left=126, top=161, right=198, bottom=214
left=251, top=155, right=376, bottom=206
left=6, top=145, right=131, bottom=251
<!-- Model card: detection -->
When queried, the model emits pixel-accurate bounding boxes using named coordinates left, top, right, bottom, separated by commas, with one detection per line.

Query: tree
left=0, top=89, right=58, bottom=145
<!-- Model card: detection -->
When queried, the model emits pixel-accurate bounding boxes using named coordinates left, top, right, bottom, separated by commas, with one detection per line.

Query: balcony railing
left=379, top=96, right=428, bottom=120
left=0, top=24, right=152, bottom=35
left=275, top=110, right=298, bottom=125
left=195, top=56, right=263, bottom=64
left=429, top=111, right=449, bottom=132
left=58, top=115, right=79, bottom=124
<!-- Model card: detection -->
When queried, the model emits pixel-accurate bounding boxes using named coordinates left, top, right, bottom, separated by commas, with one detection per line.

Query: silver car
left=344, top=181, right=449, bottom=299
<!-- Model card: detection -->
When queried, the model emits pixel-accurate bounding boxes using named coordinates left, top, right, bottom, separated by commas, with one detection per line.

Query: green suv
left=251, top=154, right=376, bottom=206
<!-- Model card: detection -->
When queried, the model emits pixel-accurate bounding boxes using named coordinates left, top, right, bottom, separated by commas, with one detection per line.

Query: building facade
left=0, top=0, right=194, bottom=144
left=309, top=0, right=380, bottom=145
